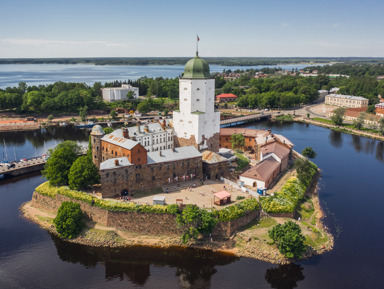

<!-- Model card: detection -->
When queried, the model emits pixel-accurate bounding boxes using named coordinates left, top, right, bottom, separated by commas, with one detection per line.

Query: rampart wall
left=31, top=192, right=259, bottom=238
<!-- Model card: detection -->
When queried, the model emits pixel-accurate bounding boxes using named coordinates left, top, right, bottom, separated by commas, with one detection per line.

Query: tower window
left=197, top=88, right=200, bottom=91
left=196, top=99, right=200, bottom=101
left=184, top=87, right=187, bottom=90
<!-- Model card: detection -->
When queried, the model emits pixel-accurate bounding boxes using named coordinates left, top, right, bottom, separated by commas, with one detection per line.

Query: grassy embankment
left=312, top=117, right=384, bottom=136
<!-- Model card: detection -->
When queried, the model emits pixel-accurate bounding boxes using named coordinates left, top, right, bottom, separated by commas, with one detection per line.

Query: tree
left=103, top=127, right=114, bottom=134
left=42, top=141, right=81, bottom=186
left=353, top=112, right=366, bottom=130
left=295, top=158, right=317, bottom=187
left=54, top=201, right=85, bottom=239
left=47, top=114, right=54, bottom=122
left=378, top=118, right=384, bottom=135
left=301, top=147, right=317, bottom=159
left=176, top=205, right=217, bottom=244
left=110, top=110, right=118, bottom=119
left=68, top=156, right=100, bottom=190
left=268, top=221, right=306, bottom=259
left=79, top=105, right=88, bottom=121
left=230, top=133, right=245, bottom=149
left=330, top=107, right=345, bottom=126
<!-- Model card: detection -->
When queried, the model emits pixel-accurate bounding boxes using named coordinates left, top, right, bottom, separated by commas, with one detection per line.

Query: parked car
left=7, top=163, right=16, bottom=169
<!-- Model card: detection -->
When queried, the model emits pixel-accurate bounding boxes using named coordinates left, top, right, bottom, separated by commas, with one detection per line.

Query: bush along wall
left=260, top=159, right=318, bottom=214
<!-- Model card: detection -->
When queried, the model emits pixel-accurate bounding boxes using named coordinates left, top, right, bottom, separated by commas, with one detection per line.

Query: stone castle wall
left=31, top=192, right=260, bottom=239
left=100, top=156, right=203, bottom=198
left=212, top=210, right=260, bottom=238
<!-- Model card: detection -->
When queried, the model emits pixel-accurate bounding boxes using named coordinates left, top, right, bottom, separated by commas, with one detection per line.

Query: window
left=138, top=158, right=141, bottom=162
left=197, top=88, right=200, bottom=91
left=152, top=176, right=155, bottom=181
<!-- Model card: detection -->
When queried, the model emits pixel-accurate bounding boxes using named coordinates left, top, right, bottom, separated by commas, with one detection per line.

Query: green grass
left=275, top=114, right=294, bottom=122
left=234, top=152, right=250, bottom=171
left=257, top=217, right=278, bottom=228
left=36, top=215, right=54, bottom=224
left=83, top=228, right=125, bottom=244
left=312, top=117, right=333, bottom=124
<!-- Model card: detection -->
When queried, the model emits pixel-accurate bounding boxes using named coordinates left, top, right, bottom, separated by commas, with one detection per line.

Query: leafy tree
left=269, top=221, right=306, bottom=259
left=54, top=201, right=85, bottom=239
left=230, top=133, right=245, bottom=149
left=353, top=112, right=366, bottom=130
left=47, top=114, right=54, bottom=121
left=176, top=205, right=217, bottom=244
left=301, top=147, right=317, bottom=159
left=110, top=110, right=118, bottom=119
left=79, top=105, right=88, bottom=121
left=68, top=156, right=100, bottom=190
left=103, top=127, right=114, bottom=134
left=295, top=158, right=317, bottom=187
left=330, top=107, right=345, bottom=126
left=378, top=118, right=384, bottom=135
left=42, top=141, right=81, bottom=186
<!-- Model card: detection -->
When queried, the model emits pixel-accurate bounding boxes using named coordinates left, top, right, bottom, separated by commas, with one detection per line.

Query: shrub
left=268, top=221, right=306, bottom=258
left=53, top=201, right=85, bottom=239
left=213, top=198, right=259, bottom=221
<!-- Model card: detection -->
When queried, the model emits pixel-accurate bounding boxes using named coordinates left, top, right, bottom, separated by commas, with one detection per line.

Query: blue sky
left=0, top=0, right=383, bottom=58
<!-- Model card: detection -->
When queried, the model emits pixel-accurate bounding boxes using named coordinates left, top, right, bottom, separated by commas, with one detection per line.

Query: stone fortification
left=31, top=191, right=260, bottom=239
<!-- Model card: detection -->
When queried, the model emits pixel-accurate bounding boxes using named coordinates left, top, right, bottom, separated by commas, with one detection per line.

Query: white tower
left=173, top=52, right=220, bottom=152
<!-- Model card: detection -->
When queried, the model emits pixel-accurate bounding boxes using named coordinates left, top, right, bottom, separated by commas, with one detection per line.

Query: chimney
left=163, top=120, right=166, bottom=127
left=136, top=121, right=140, bottom=133
left=144, top=124, right=149, bottom=132
left=114, top=159, right=119, bottom=166
left=159, top=150, right=162, bottom=156
left=123, top=128, right=129, bottom=139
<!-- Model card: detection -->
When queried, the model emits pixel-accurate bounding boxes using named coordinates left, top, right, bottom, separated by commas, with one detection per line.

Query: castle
left=91, top=52, right=294, bottom=198
left=91, top=52, right=224, bottom=198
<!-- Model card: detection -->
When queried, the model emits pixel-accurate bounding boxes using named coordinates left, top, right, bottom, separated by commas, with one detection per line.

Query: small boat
left=76, top=121, right=95, bottom=128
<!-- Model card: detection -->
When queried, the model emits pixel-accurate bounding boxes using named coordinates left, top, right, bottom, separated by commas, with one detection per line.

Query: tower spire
left=196, top=34, right=200, bottom=56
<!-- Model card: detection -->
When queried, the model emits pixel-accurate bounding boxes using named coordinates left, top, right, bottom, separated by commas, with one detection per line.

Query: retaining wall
left=31, top=192, right=259, bottom=238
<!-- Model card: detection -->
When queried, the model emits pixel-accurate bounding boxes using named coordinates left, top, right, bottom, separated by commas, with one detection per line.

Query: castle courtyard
left=113, top=179, right=253, bottom=210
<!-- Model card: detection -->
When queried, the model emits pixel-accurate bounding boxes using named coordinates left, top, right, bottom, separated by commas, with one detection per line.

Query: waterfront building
left=216, top=93, right=238, bottom=102
left=325, top=94, right=368, bottom=108
left=101, top=84, right=139, bottom=102
left=173, top=52, right=221, bottom=152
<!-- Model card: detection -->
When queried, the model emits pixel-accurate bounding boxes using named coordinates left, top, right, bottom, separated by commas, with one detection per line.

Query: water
left=1, top=122, right=384, bottom=288
left=0, top=63, right=319, bottom=89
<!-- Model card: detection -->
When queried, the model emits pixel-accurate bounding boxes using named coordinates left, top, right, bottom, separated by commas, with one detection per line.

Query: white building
left=106, top=120, right=174, bottom=152
left=173, top=52, right=220, bottom=152
left=101, top=84, right=139, bottom=102
left=325, top=94, right=369, bottom=108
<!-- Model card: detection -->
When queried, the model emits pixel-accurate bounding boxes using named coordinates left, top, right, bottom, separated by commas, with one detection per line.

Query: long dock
left=220, top=112, right=272, bottom=126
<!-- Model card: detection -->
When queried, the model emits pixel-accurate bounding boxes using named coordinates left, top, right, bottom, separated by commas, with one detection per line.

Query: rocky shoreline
left=20, top=182, right=333, bottom=265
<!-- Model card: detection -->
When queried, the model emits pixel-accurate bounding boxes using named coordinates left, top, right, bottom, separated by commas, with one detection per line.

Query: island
left=21, top=52, right=333, bottom=264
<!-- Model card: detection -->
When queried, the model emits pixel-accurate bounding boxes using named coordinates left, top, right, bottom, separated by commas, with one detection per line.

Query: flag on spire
left=197, top=35, right=200, bottom=41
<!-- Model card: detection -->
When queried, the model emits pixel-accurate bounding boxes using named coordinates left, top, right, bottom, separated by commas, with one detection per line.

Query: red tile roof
left=240, top=157, right=280, bottom=181
left=216, top=93, right=238, bottom=99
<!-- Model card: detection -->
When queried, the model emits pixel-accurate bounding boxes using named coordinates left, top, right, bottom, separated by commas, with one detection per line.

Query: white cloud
left=282, top=23, right=288, bottom=27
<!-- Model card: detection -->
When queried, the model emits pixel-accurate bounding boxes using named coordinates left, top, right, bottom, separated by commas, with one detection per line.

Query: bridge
left=0, top=147, right=88, bottom=178
left=0, top=156, right=47, bottom=177
left=220, top=112, right=272, bottom=126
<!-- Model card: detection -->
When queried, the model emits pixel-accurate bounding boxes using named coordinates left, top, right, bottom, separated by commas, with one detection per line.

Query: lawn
left=234, top=151, right=250, bottom=171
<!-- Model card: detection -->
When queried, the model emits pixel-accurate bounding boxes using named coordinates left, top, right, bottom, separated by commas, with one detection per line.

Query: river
left=1, top=122, right=384, bottom=289
left=0, top=63, right=320, bottom=89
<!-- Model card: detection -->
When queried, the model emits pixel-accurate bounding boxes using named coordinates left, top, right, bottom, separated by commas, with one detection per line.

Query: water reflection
left=329, top=130, right=342, bottom=148
left=265, top=264, right=305, bottom=289
left=51, top=234, right=238, bottom=287
left=376, top=142, right=384, bottom=162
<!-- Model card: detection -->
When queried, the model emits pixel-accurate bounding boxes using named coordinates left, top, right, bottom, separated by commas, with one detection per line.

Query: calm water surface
left=1, top=122, right=384, bottom=288
left=0, top=63, right=321, bottom=89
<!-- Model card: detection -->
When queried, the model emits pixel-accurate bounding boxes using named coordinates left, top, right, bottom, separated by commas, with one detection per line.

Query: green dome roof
left=182, top=52, right=211, bottom=79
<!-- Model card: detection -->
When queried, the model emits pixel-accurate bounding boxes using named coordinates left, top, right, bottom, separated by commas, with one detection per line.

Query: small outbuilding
left=153, top=195, right=166, bottom=205
left=213, top=190, right=231, bottom=206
